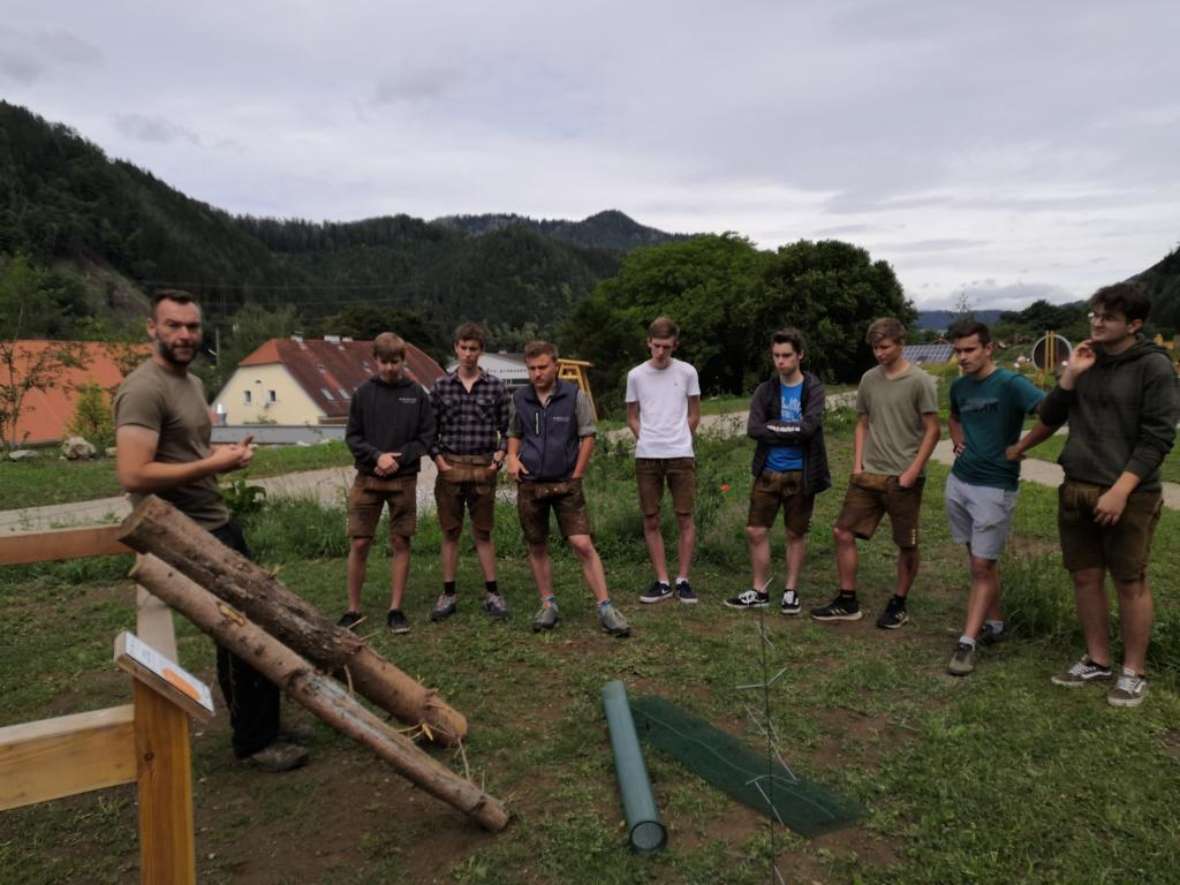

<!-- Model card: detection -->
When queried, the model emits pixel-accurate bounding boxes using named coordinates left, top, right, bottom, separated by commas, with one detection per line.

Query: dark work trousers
left=209, top=521, right=281, bottom=758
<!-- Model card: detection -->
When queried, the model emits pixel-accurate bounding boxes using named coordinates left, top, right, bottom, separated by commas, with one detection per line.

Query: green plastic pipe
left=602, top=680, right=667, bottom=853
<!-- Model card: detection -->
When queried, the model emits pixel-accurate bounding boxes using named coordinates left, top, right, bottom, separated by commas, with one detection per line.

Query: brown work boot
left=244, top=741, right=309, bottom=773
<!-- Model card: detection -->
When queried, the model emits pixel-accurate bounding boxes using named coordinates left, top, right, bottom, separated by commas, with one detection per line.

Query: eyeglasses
left=1087, top=312, right=1123, bottom=325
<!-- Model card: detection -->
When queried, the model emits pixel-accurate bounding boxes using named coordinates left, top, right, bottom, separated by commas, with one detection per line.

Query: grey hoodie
left=1039, top=338, right=1179, bottom=492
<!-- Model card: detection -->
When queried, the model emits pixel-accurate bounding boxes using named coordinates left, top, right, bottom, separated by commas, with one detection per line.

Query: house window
left=321, top=388, right=335, bottom=401
left=338, top=388, right=349, bottom=400
left=244, top=390, right=252, bottom=405
left=268, top=390, right=277, bottom=403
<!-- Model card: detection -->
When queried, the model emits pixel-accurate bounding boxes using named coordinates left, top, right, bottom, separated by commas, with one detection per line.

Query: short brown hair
left=453, top=322, right=487, bottom=348
left=647, top=316, right=679, bottom=341
left=1090, top=282, right=1151, bottom=325
left=866, top=317, right=906, bottom=346
left=151, top=289, right=198, bottom=318
left=771, top=327, right=805, bottom=354
left=373, top=332, right=406, bottom=361
left=523, top=340, right=558, bottom=362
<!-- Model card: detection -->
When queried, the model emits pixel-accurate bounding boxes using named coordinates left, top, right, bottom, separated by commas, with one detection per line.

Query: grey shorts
left=944, top=473, right=1018, bottom=561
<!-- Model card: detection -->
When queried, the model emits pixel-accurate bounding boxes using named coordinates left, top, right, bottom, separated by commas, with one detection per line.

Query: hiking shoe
left=599, top=603, right=631, bottom=637
left=1107, top=668, right=1148, bottom=708
left=243, top=741, right=309, bottom=773
left=386, top=609, right=410, bottom=634
left=640, top=581, right=674, bottom=604
left=1050, top=656, right=1113, bottom=687
left=979, top=622, right=1007, bottom=646
left=780, top=589, right=802, bottom=616
left=482, top=592, right=510, bottom=620
left=278, top=723, right=316, bottom=745
left=811, top=594, right=862, bottom=621
left=532, top=601, right=560, bottom=632
left=724, top=589, right=770, bottom=609
left=336, top=610, right=366, bottom=631
left=430, top=593, right=458, bottom=622
left=875, top=597, right=909, bottom=630
left=676, top=580, right=698, bottom=605
left=947, top=641, right=976, bottom=677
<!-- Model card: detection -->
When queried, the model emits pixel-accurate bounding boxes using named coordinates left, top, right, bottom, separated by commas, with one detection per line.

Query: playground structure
left=0, top=499, right=508, bottom=883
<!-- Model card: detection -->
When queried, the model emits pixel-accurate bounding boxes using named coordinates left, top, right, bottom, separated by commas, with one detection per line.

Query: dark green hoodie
left=1039, top=338, right=1179, bottom=492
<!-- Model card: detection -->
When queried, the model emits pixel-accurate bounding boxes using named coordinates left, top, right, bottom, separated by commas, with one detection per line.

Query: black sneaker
left=336, top=610, right=366, bottom=631
left=780, top=589, right=802, bottom=616
left=676, top=580, right=698, bottom=605
left=810, top=593, right=862, bottom=622
left=640, top=581, right=674, bottom=604
left=875, top=597, right=909, bottom=630
left=979, top=622, right=1007, bottom=646
left=724, top=589, right=770, bottom=609
left=386, top=609, right=410, bottom=634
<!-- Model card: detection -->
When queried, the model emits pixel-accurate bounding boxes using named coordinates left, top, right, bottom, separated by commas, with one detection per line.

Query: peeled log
left=131, top=555, right=508, bottom=831
left=118, top=496, right=466, bottom=745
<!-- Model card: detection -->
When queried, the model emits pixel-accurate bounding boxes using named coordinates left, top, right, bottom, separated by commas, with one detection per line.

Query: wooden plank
left=0, top=705, right=136, bottom=810
left=134, top=681, right=195, bottom=884
left=136, top=584, right=177, bottom=662
left=0, top=525, right=130, bottom=566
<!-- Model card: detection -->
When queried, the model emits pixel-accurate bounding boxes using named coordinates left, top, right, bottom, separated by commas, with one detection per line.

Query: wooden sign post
left=115, top=631, right=214, bottom=885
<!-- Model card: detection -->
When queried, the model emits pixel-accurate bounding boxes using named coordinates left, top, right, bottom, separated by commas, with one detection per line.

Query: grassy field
left=3, top=426, right=1180, bottom=883
left=0, top=441, right=355, bottom=509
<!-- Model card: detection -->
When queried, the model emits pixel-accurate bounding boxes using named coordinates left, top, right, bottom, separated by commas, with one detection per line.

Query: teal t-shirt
left=950, top=368, right=1045, bottom=490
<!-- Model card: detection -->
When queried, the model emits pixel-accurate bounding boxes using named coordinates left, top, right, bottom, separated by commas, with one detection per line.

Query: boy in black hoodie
left=1010, top=283, right=1179, bottom=707
left=726, top=328, right=831, bottom=614
left=339, top=332, right=435, bottom=634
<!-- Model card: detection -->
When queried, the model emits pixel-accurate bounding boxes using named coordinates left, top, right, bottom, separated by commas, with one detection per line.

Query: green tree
left=199, top=302, right=302, bottom=397
left=67, top=383, right=115, bottom=450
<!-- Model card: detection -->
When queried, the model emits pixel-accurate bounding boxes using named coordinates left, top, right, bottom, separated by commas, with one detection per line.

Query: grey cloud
left=113, top=114, right=201, bottom=146
left=373, top=65, right=462, bottom=105
left=0, top=27, right=102, bottom=84
left=878, top=238, right=989, bottom=254
left=945, top=281, right=1078, bottom=312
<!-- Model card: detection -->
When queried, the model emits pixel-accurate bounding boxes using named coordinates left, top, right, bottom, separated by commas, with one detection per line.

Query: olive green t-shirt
left=113, top=360, right=229, bottom=529
left=856, top=364, right=939, bottom=476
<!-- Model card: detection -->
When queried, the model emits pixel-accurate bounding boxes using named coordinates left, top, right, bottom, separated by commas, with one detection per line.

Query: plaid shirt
left=429, top=369, right=510, bottom=456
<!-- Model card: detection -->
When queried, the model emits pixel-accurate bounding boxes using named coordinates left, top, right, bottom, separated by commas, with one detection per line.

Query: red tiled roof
left=238, top=338, right=445, bottom=419
left=0, top=341, right=150, bottom=445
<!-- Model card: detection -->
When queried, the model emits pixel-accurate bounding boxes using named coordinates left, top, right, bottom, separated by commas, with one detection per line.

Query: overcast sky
left=3, top=1, right=1178, bottom=309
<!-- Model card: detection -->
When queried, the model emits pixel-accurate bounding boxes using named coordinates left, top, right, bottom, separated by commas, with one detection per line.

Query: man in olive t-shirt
left=813, top=318, right=940, bottom=629
left=114, top=290, right=307, bottom=772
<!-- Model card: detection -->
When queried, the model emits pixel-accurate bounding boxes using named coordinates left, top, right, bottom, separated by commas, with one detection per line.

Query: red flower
left=720, top=483, right=731, bottom=493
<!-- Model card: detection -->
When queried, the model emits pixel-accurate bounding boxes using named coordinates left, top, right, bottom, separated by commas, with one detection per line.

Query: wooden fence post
left=133, top=680, right=195, bottom=885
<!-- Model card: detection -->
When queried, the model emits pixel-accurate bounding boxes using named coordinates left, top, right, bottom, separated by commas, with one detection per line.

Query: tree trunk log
left=118, top=496, right=466, bottom=745
left=132, top=554, right=508, bottom=832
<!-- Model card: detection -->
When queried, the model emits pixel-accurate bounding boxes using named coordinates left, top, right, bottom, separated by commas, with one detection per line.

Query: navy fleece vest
left=513, top=380, right=581, bottom=481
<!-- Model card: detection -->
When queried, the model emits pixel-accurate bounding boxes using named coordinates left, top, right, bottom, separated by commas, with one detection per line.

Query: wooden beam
left=0, top=525, right=129, bottom=566
left=134, top=681, right=195, bottom=884
left=0, top=705, right=136, bottom=810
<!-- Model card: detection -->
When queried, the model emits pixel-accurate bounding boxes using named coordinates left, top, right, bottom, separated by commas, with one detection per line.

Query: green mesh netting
left=630, top=695, right=862, bottom=838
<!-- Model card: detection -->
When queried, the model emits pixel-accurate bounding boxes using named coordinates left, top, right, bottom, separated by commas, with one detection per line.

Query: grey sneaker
left=1050, top=656, right=1112, bottom=687
left=947, top=641, right=976, bottom=677
left=599, top=602, right=631, bottom=637
left=430, top=593, right=458, bottom=622
left=1107, top=668, right=1148, bottom=708
left=244, top=741, right=309, bottom=773
left=482, top=592, right=510, bottom=620
left=532, top=601, right=560, bottom=632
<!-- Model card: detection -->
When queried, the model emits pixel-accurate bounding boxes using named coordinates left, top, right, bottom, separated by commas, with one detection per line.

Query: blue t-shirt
left=765, top=380, right=804, bottom=472
left=950, top=368, right=1045, bottom=490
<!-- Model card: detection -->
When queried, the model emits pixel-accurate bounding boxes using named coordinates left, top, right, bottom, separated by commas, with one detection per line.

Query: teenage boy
left=429, top=322, right=510, bottom=622
left=116, top=290, right=307, bottom=772
left=339, top=332, right=435, bottom=634
left=815, top=317, right=940, bottom=628
left=627, top=316, right=702, bottom=605
left=1009, top=283, right=1178, bottom=707
left=506, top=341, right=631, bottom=637
left=943, top=320, right=1044, bottom=676
left=726, top=328, right=831, bottom=614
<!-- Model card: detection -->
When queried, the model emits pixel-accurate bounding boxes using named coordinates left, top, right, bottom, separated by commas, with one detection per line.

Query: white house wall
left=213, top=364, right=326, bottom=425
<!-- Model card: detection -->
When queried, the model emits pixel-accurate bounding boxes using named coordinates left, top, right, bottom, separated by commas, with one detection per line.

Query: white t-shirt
left=625, top=358, right=701, bottom=458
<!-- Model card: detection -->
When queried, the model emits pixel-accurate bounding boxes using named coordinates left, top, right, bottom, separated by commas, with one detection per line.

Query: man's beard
left=158, top=338, right=198, bottom=367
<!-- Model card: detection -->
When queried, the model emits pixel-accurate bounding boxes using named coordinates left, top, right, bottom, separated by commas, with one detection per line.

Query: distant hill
left=432, top=209, right=690, bottom=252
left=0, top=101, right=677, bottom=337
left=1131, top=245, right=1180, bottom=333
left=916, top=309, right=1004, bottom=331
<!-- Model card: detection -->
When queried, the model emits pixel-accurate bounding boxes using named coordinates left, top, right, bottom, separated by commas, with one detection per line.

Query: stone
left=61, top=436, right=97, bottom=460
left=8, top=449, right=37, bottom=461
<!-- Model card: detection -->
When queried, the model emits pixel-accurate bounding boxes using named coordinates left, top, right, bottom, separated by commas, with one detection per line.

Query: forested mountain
left=1133, top=245, right=1180, bottom=333
left=0, top=101, right=672, bottom=341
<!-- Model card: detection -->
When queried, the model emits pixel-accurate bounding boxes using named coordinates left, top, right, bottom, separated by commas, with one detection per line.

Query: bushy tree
left=67, top=383, right=114, bottom=450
